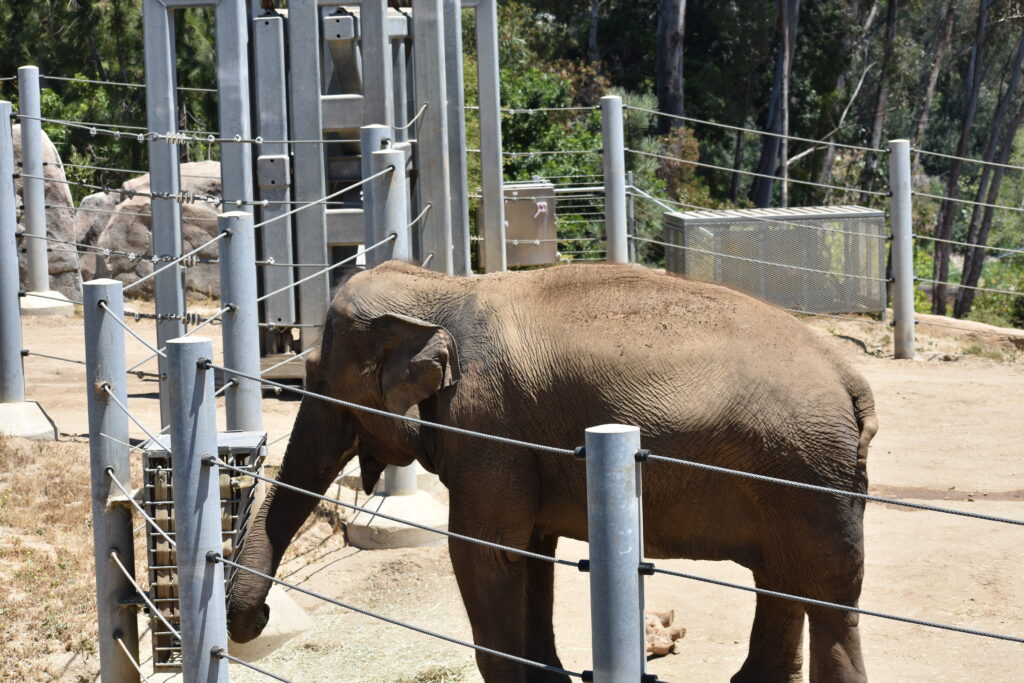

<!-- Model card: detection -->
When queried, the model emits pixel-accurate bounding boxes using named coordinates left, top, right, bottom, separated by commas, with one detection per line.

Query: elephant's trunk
left=227, top=397, right=356, bottom=643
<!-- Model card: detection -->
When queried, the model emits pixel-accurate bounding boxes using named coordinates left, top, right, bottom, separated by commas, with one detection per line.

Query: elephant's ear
left=372, top=313, right=460, bottom=415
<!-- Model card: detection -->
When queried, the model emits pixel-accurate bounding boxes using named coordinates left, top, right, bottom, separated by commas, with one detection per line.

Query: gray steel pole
left=362, top=124, right=393, bottom=262
left=84, top=279, right=140, bottom=683
left=218, top=212, right=262, bottom=432
left=585, top=424, right=644, bottom=683
left=287, top=0, right=330, bottom=351
left=889, top=139, right=915, bottom=359
left=626, top=170, right=636, bottom=263
left=143, top=1, right=186, bottom=426
left=17, top=66, right=48, bottom=292
left=362, top=0, right=395, bottom=127
left=167, top=336, right=228, bottom=683
left=476, top=0, right=506, bottom=273
left=371, top=149, right=410, bottom=265
left=601, top=96, right=628, bottom=264
left=212, top=0, right=255, bottom=213
left=412, top=0, right=454, bottom=274
left=444, top=0, right=471, bottom=275
left=0, top=102, right=26, bottom=404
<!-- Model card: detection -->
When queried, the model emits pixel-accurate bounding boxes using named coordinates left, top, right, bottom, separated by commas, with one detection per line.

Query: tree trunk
left=953, top=98, right=1024, bottom=318
left=860, top=0, right=897, bottom=201
left=932, top=0, right=993, bottom=315
left=911, top=0, right=959, bottom=169
left=656, top=0, right=687, bottom=133
left=750, top=0, right=800, bottom=208
left=729, top=70, right=758, bottom=202
left=780, top=0, right=791, bottom=207
left=588, top=0, right=601, bottom=63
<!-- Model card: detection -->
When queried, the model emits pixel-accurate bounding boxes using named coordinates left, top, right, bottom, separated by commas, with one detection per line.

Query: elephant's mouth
left=228, top=602, right=270, bottom=643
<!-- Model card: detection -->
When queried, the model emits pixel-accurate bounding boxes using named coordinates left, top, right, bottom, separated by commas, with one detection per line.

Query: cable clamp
left=577, top=559, right=590, bottom=573
left=205, top=550, right=222, bottom=563
left=89, top=127, right=98, bottom=137
left=641, top=675, right=660, bottom=683
left=197, top=357, right=213, bottom=371
left=635, top=448, right=651, bottom=463
left=638, top=561, right=656, bottom=576
left=20, top=349, right=28, bottom=357
left=581, top=671, right=594, bottom=683
left=254, top=136, right=263, bottom=145
left=573, top=446, right=586, bottom=460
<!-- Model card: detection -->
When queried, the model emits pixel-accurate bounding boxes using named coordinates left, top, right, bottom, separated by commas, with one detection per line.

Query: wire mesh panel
left=142, top=431, right=266, bottom=671
left=663, top=206, right=888, bottom=314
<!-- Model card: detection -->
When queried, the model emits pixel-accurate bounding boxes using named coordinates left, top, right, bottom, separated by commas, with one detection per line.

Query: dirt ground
left=2, top=304, right=1023, bottom=682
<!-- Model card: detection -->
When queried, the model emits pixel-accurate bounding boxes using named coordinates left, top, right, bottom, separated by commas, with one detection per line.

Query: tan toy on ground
left=645, top=609, right=686, bottom=656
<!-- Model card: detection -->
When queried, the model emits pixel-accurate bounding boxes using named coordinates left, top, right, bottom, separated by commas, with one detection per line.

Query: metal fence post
left=362, top=124, right=393, bottom=263
left=84, top=279, right=140, bottom=683
left=219, top=211, right=262, bottom=432
left=0, top=101, right=26, bottom=404
left=17, top=66, right=48, bottom=292
left=167, top=336, right=228, bottom=683
left=371, top=148, right=410, bottom=265
left=888, top=139, right=915, bottom=359
left=475, top=0, right=506, bottom=273
left=585, top=424, right=644, bottom=682
left=601, top=96, right=629, bottom=264
left=444, top=0, right=471, bottom=275
left=626, top=170, right=636, bottom=263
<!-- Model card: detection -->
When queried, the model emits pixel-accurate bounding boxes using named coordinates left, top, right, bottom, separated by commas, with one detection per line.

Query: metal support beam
left=889, top=139, right=915, bottom=359
left=361, top=124, right=393, bottom=261
left=0, top=102, right=26, bottom=404
left=601, top=96, right=628, bottom=264
left=370, top=148, right=409, bottom=264
left=412, top=0, right=453, bottom=274
left=17, top=66, right=48, bottom=292
left=475, top=0, right=505, bottom=273
left=288, top=0, right=331, bottom=350
left=585, top=424, right=645, bottom=683
left=362, top=0, right=395, bottom=127
left=219, top=212, right=262, bottom=431
left=167, top=336, right=229, bottom=683
left=84, top=279, right=140, bottom=683
left=443, top=0, right=471, bottom=275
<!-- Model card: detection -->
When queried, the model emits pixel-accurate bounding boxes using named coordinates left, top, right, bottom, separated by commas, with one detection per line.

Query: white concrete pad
left=0, top=400, right=57, bottom=440
left=228, top=585, right=313, bottom=661
left=338, top=461, right=443, bottom=493
left=20, top=290, right=75, bottom=317
left=346, top=490, right=449, bottom=549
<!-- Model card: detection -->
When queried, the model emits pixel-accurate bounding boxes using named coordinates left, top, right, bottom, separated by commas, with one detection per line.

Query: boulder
left=645, top=609, right=685, bottom=657
left=92, top=161, right=223, bottom=297
left=75, top=191, right=119, bottom=281
left=12, top=125, right=82, bottom=300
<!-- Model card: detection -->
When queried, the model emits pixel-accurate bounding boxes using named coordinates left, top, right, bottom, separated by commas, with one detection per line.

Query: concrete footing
left=0, top=400, right=57, bottom=439
left=20, top=290, right=75, bottom=317
left=338, top=461, right=443, bottom=494
left=345, top=489, right=449, bottom=549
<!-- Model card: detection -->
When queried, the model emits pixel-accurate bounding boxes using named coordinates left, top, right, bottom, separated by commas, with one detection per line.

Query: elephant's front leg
left=524, top=531, right=568, bottom=682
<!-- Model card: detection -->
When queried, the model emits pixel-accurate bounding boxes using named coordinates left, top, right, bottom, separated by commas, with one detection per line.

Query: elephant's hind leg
left=524, top=531, right=569, bottom=683
left=731, top=570, right=805, bottom=683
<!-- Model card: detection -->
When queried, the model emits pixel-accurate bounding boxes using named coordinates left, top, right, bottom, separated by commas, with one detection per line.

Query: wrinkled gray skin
left=228, top=262, right=878, bottom=683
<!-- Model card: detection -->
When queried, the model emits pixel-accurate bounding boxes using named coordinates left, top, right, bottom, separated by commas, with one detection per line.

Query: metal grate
left=662, top=206, right=888, bottom=314
left=142, top=431, right=267, bottom=672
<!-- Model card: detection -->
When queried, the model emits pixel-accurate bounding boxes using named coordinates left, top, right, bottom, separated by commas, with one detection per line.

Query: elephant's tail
left=842, top=368, right=878, bottom=486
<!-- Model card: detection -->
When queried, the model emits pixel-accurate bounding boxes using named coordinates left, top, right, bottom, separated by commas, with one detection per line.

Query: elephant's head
left=227, top=278, right=460, bottom=642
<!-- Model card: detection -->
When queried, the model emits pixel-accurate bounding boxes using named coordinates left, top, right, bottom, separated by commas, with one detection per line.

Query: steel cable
left=110, top=550, right=182, bottom=641
left=124, top=231, right=230, bottom=292
left=212, top=459, right=579, bottom=568
left=252, top=165, right=394, bottom=230
left=125, top=305, right=232, bottom=374
left=100, top=384, right=166, bottom=446
left=259, top=347, right=316, bottom=377
left=651, top=566, right=1024, bottom=644
left=644, top=454, right=1024, bottom=526
left=395, top=102, right=429, bottom=131
left=22, top=291, right=84, bottom=306
left=105, top=468, right=176, bottom=549
left=911, top=147, right=1024, bottom=174
left=208, top=363, right=575, bottom=457
left=98, top=302, right=166, bottom=357
left=115, top=636, right=152, bottom=683
left=22, top=349, right=86, bottom=365
left=211, top=648, right=293, bottom=682
left=212, top=554, right=584, bottom=679
left=914, top=277, right=1022, bottom=298
left=913, top=234, right=1024, bottom=256
left=912, top=190, right=1024, bottom=214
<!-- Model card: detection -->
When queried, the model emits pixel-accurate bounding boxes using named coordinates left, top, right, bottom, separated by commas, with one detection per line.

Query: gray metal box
left=662, top=206, right=888, bottom=314
left=142, top=431, right=267, bottom=671
left=479, top=182, right=557, bottom=269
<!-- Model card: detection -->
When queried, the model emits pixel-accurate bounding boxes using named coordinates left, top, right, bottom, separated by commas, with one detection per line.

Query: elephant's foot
left=730, top=662, right=803, bottom=683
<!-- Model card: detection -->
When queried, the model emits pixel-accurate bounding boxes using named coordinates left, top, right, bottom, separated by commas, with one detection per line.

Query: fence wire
left=22, top=349, right=86, bottom=366
left=652, top=566, right=1024, bottom=645
left=211, top=648, right=293, bottom=683
left=914, top=234, right=1024, bottom=257
left=115, top=636, right=152, bottom=683
left=110, top=550, right=181, bottom=641
left=213, top=555, right=584, bottom=679
left=106, top=468, right=176, bottom=548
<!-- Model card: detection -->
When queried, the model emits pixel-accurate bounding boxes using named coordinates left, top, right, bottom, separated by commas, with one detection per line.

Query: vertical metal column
left=474, top=0, right=505, bottom=273
left=288, top=0, right=331, bottom=350
left=84, top=279, right=140, bottom=683
left=889, top=139, right=915, bottom=359
left=143, top=1, right=187, bottom=425
left=17, top=66, right=48, bottom=292
left=393, top=37, right=410, bottom=142
left=585, top=424, right=644, bottom=683
left=370, top=149, right=409, bottom=264
left=362, top=124, right=393, bottom=260
left=412, top=0, right=453, bottom=274
left=212, top=0, right=255, bottom=212
left=253, top=13, right=297, bottom=332
left=167, top=337, right=228, bottom=683
left=219, top=212, right=262, bottom=431
left=626, top=170, right=636, bottom=263
left=601, top=96, right=628, bottom=264
left=362, top=0, right=395, bottom=127
left=0, top=102, right=26, bottom=404
left=444, top=0, right=471, bottom=275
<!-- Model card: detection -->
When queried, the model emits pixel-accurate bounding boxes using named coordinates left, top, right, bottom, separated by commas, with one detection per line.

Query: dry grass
left=0, top=434, right=100, bottom=681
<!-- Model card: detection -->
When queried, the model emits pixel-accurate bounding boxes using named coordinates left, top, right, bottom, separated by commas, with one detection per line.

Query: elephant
left=228, top=260, right=878, bottom=683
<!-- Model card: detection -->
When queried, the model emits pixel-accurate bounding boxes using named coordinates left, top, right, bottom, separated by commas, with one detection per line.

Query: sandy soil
left=5, top=307, right=1024, bottom=682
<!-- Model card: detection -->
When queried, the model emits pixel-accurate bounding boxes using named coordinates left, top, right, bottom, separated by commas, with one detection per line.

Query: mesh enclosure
left=142, top=431, right=266, bottom=672
left=663, top=206, right=888, bottom=314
